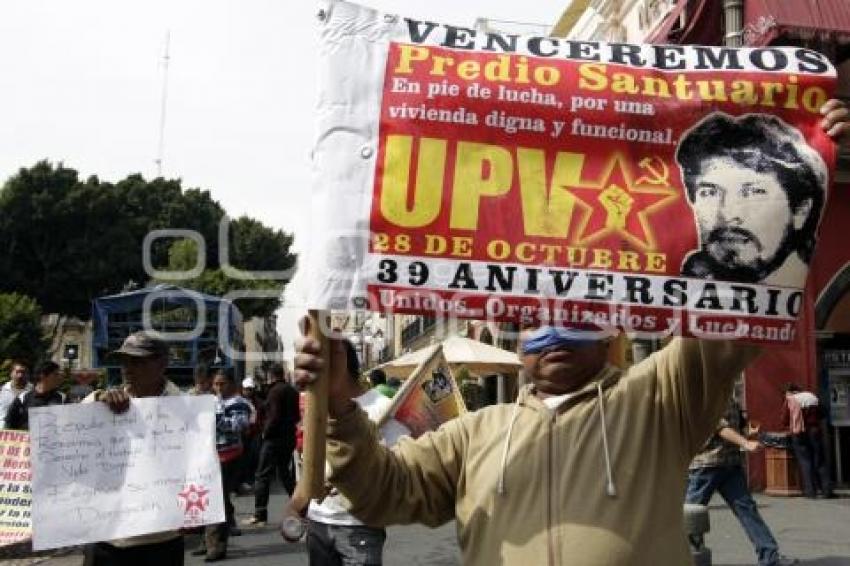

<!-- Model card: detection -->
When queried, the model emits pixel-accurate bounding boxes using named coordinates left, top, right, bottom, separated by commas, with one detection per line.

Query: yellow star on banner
left=565, top=153, right=678, bottom=250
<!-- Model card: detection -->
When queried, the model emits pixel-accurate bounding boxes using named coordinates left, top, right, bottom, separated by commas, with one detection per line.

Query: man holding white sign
left=81, top=332, right=187, bottom=566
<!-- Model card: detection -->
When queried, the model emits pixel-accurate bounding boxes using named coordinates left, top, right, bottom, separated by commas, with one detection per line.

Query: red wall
left=744, top=182, right=850, bottom=490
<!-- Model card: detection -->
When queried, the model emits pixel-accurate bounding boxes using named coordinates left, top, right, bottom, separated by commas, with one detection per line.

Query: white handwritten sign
left=29, top=396, right=224, bottom=550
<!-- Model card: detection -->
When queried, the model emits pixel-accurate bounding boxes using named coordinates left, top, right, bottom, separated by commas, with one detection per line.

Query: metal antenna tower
left=155, top=31, right=171, bottom=177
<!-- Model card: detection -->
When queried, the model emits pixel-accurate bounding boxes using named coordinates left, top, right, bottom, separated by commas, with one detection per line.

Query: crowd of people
left=0, top=324, right=842, bottom=565
left=0, top=96, right=846, bottom=566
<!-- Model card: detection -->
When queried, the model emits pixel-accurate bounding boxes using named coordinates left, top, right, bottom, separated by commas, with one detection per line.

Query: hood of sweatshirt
left=498, top=365, right=623, bottom=498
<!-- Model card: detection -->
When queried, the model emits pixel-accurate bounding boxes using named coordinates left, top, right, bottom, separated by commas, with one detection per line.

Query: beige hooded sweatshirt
left=326, top=338, right=760, bottom=565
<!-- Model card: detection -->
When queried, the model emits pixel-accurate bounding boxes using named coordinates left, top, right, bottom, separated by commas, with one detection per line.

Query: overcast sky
left=0, top=0, right=568, bottom=359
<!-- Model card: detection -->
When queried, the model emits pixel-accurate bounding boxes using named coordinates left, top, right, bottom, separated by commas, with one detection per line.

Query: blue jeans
left=686, top=465, right=780, bottom=566
left=307, top=521, right=386, bottom=566
left=790, top=430, right=833, bottom=498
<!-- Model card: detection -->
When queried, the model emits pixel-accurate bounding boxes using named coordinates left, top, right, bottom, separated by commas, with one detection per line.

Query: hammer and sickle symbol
left=635, top=156, right=670, bottom=186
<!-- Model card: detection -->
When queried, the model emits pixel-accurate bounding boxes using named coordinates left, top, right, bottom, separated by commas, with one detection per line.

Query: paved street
left=704, top=493, right=850, bottom=565
left=6, top=489, right=850, bottom=565
left=181, top=490, right=460, bottom=566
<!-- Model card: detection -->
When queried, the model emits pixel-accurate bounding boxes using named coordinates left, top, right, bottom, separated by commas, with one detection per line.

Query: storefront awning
left=744, top=0, right=850, bottom=46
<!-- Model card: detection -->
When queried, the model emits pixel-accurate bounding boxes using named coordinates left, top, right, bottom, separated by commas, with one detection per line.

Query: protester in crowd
left=5, top=361, right=65, bottom=430
left=245, top=364, right=300, bottom=526
left=295, top=318, right=768, bottom=565
left=192, top=368, right=252, bottom=562
left=386, top=377, right=402, bottom=395
left=238, top=376, right=264, bottom=494
left=297, top=339, right=410, bottom=565
left=189, top=364, right=213, bottom=395
left=295, top=388, right=307, bottom=470
left=66, top=374, right=95, bottom=403
left=687, top=400, right=797, bottom=566
left=782, top=383, right=834, bottom=498
left=294, top=102, right=848, bottom=565
left=369, top=368, right=397, bottom=398
left=83, top=331, right=185, bottom=565
left=0, top=361, right=31, bottom=428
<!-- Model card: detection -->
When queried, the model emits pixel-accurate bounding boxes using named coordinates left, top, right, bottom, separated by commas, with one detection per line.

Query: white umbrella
left=378, top=334, right=521, bottom=378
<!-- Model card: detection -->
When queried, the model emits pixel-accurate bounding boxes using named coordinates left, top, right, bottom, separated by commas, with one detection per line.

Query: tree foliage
left=163, top=227, right=293, bottom=319
left=0, top=161, right=295, bottom=319
left=0, top=293, right=48, bottom=369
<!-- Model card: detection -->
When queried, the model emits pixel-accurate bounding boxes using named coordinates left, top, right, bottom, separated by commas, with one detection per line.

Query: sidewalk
left=706, top=493, right=850, bottom=565
left=8, top=491, right=850, bottom=566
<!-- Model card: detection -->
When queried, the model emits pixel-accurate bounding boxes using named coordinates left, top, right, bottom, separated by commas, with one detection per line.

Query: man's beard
left=701, top=224, right=797, bottom=283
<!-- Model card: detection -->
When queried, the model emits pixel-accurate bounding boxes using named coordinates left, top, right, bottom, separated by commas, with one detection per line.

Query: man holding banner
left=83, top=332, right=185, bottom=566
left=298, top=3, right=850, bottom=564
left=296, top=322, right=763, bottom=565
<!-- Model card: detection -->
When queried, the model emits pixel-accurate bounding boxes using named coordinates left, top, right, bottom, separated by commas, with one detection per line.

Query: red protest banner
left=0, top=430, right=31, bottom=546
left=310, top=1, right=837, bottom=344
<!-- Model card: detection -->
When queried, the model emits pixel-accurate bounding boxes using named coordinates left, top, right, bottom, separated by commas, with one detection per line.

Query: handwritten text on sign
left=29, top=396, right=224, bottom=550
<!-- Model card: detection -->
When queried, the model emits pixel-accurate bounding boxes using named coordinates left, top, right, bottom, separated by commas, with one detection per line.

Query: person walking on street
left=83, top=331, right=185, bottom=566
left=194, top=369, right=252, bottom=562
left=246, top=364, right=300, bottom=526
left=782, top=383, right=834, bottom=498
left=5, top=361, right=65, bottom=430
left=686, top=401, right=797, bottom=566
left=238, top=377, right=264, bottom=494
left=0, top=361, right=31, bottom=428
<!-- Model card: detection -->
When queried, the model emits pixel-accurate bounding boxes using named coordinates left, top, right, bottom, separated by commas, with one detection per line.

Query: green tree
left=0, top=293, right=48, bottom=370
left=224, top=216, right=296, bottom=273
left=0, top=162, right=283, bottom=318
left=113, top=175, right=225, bottom=272
left=163, top=229, right=294, bottom=319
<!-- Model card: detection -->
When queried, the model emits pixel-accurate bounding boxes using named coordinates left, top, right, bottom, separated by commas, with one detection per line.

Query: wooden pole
left=301, top=309, right=330, bottom=499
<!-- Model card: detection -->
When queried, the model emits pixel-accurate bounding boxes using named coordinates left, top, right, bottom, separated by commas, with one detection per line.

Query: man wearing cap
left=83, top=331, right=185, bottom=566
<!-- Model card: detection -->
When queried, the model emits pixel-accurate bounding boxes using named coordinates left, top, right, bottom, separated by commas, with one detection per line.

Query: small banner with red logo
left=306, top=0, right=837, bottom=344
left=0, top=431, right=31, bottom=546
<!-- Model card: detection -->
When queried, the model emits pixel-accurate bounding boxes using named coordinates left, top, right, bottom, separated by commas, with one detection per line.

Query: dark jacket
left=262, top=380, right=300, bottom=442
left=215, top=395, right=252, bottom=463
left=6, top=389, right=66, bottom=430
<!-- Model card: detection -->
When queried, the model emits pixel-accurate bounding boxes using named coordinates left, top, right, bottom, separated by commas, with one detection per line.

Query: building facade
left=557, top=0, right=850, bottom=489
